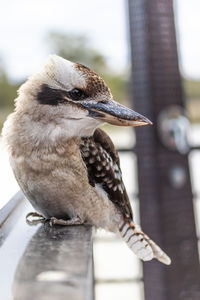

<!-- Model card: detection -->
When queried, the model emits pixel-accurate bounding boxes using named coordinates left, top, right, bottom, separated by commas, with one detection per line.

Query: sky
left=175, top=0, right=200, bottom=80
left=0, top=0, right=199, bottom=81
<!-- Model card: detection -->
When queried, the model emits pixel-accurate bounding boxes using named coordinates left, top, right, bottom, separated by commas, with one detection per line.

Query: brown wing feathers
left=80, top=128, right=133, bottom=219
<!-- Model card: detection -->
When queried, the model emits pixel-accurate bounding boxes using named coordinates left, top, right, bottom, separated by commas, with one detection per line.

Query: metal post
left=128, top=0, right=200, bottom=299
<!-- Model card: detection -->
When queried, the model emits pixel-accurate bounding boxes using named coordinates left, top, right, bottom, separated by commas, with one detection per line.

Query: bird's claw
left=49, top=217, right=57, bottom=227
left=26, top=212, right=84, bottom=227
left=26, top=212, right=45, bottom=225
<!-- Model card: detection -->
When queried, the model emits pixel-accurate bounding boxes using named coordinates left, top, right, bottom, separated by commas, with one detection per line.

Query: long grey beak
left=82, top=99, right=152, bottom=126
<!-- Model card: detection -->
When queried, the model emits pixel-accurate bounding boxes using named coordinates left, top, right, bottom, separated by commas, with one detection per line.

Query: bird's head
left=18, top=55, right=152, bottom=138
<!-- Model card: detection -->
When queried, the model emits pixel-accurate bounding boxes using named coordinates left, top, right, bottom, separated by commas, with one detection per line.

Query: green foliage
left=0, top=72, right=18, bottom=109
left=183, top=78, right=200, bottom=123
left=0, top=66, right=20, bottom=129
left=47, top=32, right=107, bottom=74
left=184, top=78, right=200, bottom=99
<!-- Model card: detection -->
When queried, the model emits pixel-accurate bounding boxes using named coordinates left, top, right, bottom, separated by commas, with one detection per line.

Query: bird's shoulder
left=80, top=128, right=133, bottom=219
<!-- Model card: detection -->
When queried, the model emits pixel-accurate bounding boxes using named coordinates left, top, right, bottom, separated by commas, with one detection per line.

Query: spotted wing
left=80, top=128, right=133, bottom=219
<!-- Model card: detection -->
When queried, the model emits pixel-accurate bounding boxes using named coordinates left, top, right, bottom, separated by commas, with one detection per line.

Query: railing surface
left=0, top=192, right=94, bottom=300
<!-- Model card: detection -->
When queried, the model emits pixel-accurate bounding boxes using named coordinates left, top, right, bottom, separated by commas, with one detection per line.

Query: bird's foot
left=49, top=216, right=84, bottom=227
left=26, top=212, right=45, bottom=225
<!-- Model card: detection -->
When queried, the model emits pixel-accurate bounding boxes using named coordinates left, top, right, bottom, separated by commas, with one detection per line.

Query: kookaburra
left=2, top=55, right=171, bottom=265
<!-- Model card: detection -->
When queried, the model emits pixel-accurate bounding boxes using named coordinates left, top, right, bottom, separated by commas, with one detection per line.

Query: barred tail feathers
left=119, top=220, right=171, bottom=265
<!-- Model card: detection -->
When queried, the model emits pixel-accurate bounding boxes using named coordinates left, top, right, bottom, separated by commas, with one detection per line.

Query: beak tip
left=141, top=116, right=153, bottom=126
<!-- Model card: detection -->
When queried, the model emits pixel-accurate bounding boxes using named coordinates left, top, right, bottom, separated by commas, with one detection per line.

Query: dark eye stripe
left=37, top=84, right=88, bottom=106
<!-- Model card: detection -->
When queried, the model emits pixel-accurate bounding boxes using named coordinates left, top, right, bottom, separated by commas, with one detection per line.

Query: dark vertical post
left=128, top=0, right=200, bottom=299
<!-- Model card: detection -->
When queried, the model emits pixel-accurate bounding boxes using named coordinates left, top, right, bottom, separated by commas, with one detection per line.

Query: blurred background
left=0, top=0, right=199, bottom=299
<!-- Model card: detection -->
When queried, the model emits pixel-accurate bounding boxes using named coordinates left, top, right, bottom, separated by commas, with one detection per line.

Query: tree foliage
left=0, top=71, right=18, bottom=109
left=0, top=63, right=19, bottom=128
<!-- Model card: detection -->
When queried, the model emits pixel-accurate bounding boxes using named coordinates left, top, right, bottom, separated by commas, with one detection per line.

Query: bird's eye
left=68, top=88, right=87, bottom=101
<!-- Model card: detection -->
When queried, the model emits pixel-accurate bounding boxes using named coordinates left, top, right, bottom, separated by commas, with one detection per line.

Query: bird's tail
left=119, top=220, right=171, bottom=265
